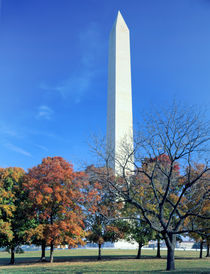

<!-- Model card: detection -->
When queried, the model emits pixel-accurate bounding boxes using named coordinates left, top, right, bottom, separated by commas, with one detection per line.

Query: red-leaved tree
left=24, top=156, right=86, bottom=263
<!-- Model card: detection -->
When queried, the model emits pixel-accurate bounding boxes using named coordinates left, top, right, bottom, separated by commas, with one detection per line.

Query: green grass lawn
left=0, top=249, right=209, bottom=273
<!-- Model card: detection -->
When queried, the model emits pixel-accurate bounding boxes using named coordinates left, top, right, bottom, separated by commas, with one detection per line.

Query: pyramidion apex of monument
left=107, top=11, right=134, bottom=176
left=115, top=11, right=129, bottom=30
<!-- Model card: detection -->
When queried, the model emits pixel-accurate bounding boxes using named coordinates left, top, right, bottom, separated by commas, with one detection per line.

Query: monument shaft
left=107, top=11, right=134, bottom=175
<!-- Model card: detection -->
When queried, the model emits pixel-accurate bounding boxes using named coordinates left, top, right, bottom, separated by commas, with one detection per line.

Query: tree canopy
left=24, top=157, right=86, bottom=263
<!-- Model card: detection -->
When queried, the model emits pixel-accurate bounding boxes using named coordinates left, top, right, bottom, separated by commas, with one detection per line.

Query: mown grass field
left=0, top=248, right=209, bottom=273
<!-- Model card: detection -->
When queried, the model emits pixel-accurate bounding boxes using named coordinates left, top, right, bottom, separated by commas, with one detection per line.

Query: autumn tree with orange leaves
left=24, top=157, right=86, bottom=263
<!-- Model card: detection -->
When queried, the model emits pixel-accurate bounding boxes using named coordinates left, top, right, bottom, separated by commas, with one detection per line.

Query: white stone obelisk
left=107, top=11, right=134, bottom=175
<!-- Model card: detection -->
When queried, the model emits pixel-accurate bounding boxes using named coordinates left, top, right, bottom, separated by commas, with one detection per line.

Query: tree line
left=0, top=103, right=209, bottom=271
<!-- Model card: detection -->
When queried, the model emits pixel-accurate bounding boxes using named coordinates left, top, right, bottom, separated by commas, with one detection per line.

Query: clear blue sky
left=0, top=0, right=210, bottom=170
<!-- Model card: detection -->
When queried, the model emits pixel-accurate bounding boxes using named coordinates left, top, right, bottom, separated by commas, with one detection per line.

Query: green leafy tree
left=187, top=167, right=210, bottom=258
left=85, top=165, right=124, bottom=260
left=190, top=223, right=210, bottom=259
left=125, top=219, right=155, bottom=259
left=0, top=167, right=32, bottom=264
left=155, top=233, right=162, bottom=258
left=86, top=215, right=124, bottom=260
left=0, top=168, right=14, bottom=247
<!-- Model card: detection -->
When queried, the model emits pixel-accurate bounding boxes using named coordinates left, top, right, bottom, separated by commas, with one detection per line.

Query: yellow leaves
left=0, top=168, right=25, bottom=232
left=0, top=204, right=16, bottom=217
left=10, top=167, right=25, bottom=182
left=98, top=236, right=105, bottom=244
left=0, top=167, right=25, bottom=183
left=183, top=216, right=190, bottom=227
left=146, top=203, right=158, bottom=212
left=169, top=193, right=179, bottom=203
left=0, top=188, right=14, bottom=200
left=25, top=224, right=45, bottom=242
left=202, top=203, right=210, bottom=213
left=0, top=220, right=13, bottom=241
left=67, top=237, right=85, bottom=249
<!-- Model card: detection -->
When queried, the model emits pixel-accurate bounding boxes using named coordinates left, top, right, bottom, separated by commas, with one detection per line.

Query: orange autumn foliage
left=24, top=157, right=87, bottom=248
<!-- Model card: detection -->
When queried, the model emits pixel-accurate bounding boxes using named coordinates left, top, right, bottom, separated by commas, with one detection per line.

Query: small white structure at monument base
left=107, top=11, right=134, bottom=176
left=114, top=240, right=138, bottom=249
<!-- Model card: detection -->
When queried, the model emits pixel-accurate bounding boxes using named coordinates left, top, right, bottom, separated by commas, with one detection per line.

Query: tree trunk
left=166, top=245, right=175, bottom=271
left=40, top=241, right=46, bottom=262
left=50, top=241, right=54, bottom=263
left=98, top=243, right=102, bottom=260
left=164, top=233, right=176, bottom=271
left=156, top=236, right=161, bottom=258
left=10, top=246, right=15, bottom=265
left=136, top=243, right=142, bottom=259
left=199, top=240, right=203, bottom=259
left=206, top=243, right=210, bottom=257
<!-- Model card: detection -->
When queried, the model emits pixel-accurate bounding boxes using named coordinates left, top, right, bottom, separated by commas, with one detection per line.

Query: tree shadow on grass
left=0, top=255, right=130, bottom=266
left=149, top=269, right=210, bottom=274
left=0, top=254, right=207, bottom=267
left=0, top=254, right=158, bottom=266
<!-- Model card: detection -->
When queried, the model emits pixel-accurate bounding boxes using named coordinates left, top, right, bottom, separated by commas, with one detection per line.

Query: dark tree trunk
left=50, top=242, right=54, bottom=263
left=199, top=240, right=203, bottom=259
left=136, top=243, right=142, bottom=259
left=166, top=245, right=175, bottom=271
left=206, top=243, right=210, bottom=257
left=164, top=233, right=176, bottom=271
left=98, top=243, right=102, bottom=260
left=50, top=215, right=54, bottom=263
left=40, top=241, right=46, bottom=262
left=10, top=246, right=15, bottom=265
left=156, top=236, right=161, bottom=258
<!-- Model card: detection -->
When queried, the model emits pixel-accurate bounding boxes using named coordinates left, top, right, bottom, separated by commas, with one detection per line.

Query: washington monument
left=107, top=11, right=134, bottom=175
